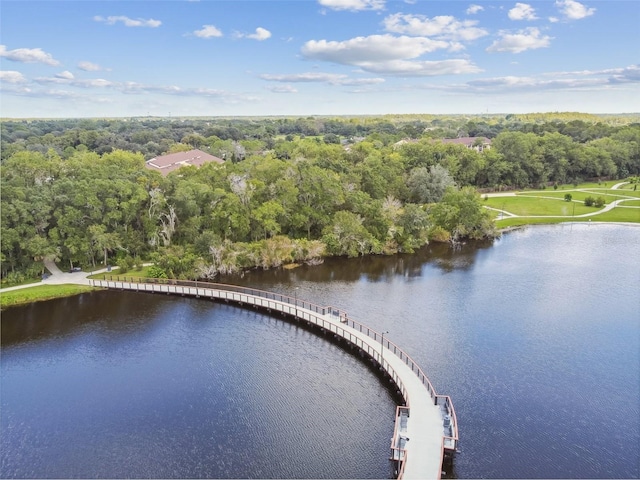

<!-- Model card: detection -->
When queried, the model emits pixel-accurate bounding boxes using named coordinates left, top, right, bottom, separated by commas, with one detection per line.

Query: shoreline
left=2, top=222, right=638, bottom=309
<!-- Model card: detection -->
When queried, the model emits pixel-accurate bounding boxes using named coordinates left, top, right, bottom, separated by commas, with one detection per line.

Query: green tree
left=429, top=187, right=496, bottom=242
left=407, top=164, right=455, bottom=204
left=322, top=211, right=378, bottom=257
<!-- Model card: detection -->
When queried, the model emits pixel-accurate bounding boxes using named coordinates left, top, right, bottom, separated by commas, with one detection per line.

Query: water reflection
left=2, top=225, right=638, bottom=479
left=227, top=238, right=496, bottom=288
left=1, top=296, right=396, bottom=479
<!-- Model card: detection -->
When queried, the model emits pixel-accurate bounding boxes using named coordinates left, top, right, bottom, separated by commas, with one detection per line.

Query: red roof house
left=145, top=149, right=224, bottom=176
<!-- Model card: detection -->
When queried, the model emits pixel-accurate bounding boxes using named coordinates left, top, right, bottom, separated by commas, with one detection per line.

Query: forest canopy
left=2, top=114, right=639, bottom=281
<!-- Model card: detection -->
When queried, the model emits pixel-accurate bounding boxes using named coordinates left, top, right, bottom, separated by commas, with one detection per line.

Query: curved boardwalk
left=91, top=277, right=458, bottom=479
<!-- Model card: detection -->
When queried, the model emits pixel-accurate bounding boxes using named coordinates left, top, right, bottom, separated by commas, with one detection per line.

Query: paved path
left=1, top=261, right=119, bottom=293
left=485, top=188, right=639, bottom=220
left=612, top=181, right=629, bottom=190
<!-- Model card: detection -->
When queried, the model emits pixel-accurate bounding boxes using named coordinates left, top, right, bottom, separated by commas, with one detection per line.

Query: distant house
left=393, top=136, right=492, bottom=152
left=440, top=137, right=492, bottom=152
left=392, top=138, right=420, bottom=149
left=145, top=149, right=224, bottom=176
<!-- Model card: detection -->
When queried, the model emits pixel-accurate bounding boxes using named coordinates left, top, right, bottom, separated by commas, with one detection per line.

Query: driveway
left=0, top=260, right=114, bottom=293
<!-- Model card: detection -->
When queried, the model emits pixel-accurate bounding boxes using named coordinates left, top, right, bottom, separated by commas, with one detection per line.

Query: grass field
left=520, top=190, right=640, bottom=202
left=1, top=284, right=96, bottom=308
left=487, top=180, right=640, bottom=227
left=485, top=196, right=593, bottom=216
left=87, top=265, right=154, bottom=280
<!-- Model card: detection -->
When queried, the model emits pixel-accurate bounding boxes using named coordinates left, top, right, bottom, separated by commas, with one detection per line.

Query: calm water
left=2, top=224, right=639, bottom=478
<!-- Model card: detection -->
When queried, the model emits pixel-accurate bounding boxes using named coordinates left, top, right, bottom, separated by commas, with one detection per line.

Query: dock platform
left=91, top=276, right=458, bottom=479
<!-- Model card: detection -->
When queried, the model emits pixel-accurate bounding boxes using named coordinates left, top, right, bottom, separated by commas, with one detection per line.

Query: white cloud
left=118, top=82, right=258, bottom=102
left=508, top=3, right=538, bottom=20
left=0, top=70, right=27, bottom=83
left=35, top=75, right=113, bottom=88
left=466, top=4, right=484, bottom=15
left=0, top=45, right=60, bottom=66
left=301, top=34, right=482, bottom=76
left=193, top=25, right=223, bottom=38
left=383, top=13, right=488, bottom=41
left=3, top=87, right=80, bottom=99
left=93, top=15, right=161, bottom=28
left=555, top=0, right=595, bottom=19
left=557, top=64, right=640, bottom=84
left=1, top=73, right=260, bottom=105
left=318, top=0, right=385, bottom=11
left=486, top=28, right=552, bottom=53
left=260, top=72, right=385, bottom=85
left=455, top=65, right=640, bottom=94
left=471, top=75, right=607, bottom=91
left=354, top=58, right=482, bottom=76
left=605, top=65, right=640, bottom=83
left=265, top=84, right=298, bottom=93
left=548, top=16, right=560, bottom=23
left=302, top=34, right=450, bottom=64
left=237, top=27, right=272, bottom=41
left=78, top=61, right=104, bottom=71
left=55, top=71, right=75, bottom=80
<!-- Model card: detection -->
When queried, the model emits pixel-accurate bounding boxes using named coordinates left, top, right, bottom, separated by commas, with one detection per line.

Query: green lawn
left=1, top=284, right=96, bottom=308
left=616, top=182, right=639, bottom=192
left=519, top=189, right=640, bottom=200
left=495, top=207, right=640, bottom=226
left=486, top=180, right=640, bottom=227
left=485, top=196, right=594, bottom=216
left=0, top=277, right=41, bottom=288
left=495, top=217, right=570, bottom=228
left=590, top=207, right=640, bottom=222
left=87, top=265, right=155, bottom=280
left=545, top=179, right=626, bottom=190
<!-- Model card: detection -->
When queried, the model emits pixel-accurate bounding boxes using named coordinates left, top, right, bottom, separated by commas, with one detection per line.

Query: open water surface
left=2, top=224, right=639, bottom=478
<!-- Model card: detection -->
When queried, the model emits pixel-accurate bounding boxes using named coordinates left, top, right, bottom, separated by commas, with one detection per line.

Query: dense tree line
left=2, top=114, right=639, bottom=281
left=3, top=113, right=638, bottom=164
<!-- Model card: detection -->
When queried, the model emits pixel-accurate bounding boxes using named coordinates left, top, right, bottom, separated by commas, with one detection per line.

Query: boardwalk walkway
left=89, top=277, right=458, bottom=479
left=2, top=269, right=458, bottom=479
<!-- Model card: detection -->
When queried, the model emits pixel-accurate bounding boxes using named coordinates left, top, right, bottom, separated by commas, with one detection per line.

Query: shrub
left=564, top=193, right=572, bottom=202
left=428, top=225, right=451, bottom=243
left=594, top=196, right=605, bottom=208
left=4, top=271, right=26, bottom=286
left=117, top=255, right=134, bottom=274
left=584, top=196, right=595, bottom=207
left=147, top=265, right=168, bottom=279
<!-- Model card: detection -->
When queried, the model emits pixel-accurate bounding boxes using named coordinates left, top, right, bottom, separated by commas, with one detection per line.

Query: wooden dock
left=91, top=276, right=458, bottom=479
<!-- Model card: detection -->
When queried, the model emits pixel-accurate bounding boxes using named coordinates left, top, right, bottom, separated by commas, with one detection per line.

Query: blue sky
left=1, top=0, right=638, bottom=117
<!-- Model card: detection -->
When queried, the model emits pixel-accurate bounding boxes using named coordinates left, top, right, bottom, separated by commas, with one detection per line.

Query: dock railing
left=94, top=275, right=458, bottom=456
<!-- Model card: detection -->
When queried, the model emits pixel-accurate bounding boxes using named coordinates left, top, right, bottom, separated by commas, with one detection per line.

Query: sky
left=0, top=0, right=639, bottom=118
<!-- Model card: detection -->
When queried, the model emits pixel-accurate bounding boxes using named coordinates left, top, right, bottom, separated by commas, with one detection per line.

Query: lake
left=2, top=224, right=639, bottom=478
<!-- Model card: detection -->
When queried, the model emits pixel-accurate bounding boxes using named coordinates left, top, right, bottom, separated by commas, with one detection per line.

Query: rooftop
left=145, top=149, right=224, bottom=176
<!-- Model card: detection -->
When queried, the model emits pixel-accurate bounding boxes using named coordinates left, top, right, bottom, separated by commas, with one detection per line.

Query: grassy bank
left=86, top=265, right=154, bottom=280
left=486, top=180, right=640, bottom=227
left=1, top=284, right=97, bottom=309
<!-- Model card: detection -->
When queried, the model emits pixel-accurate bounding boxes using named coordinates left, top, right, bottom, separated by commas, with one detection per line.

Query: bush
left=147, top=265, right=168, bottom=279
left=117, top=255, right=134, bottom=274
left=428, top=225, right=451, bottom=243
left=584, top=196, right=595, bottom=207
left=594, top=196, right=605, bottom=208
left=564, top=193, right=572, bottom=202
left=3, top=271, right=26, bottom=286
